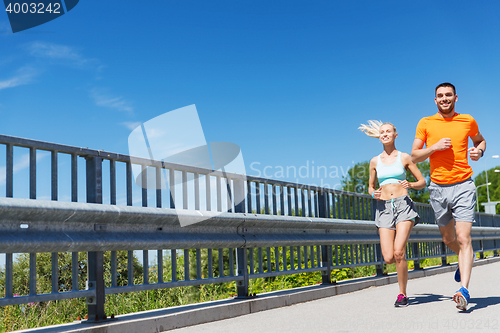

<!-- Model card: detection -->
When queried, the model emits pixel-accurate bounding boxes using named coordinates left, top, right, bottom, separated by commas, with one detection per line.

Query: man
left=411, top=82, right=486, bottom=311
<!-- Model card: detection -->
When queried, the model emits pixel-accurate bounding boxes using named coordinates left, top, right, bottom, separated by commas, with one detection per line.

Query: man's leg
left=455, top=221, right=473, bottom=289
left=439, top=219, right=460, bottom=255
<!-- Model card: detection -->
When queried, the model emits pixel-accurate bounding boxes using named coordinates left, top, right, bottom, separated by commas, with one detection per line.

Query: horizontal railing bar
left=0, top=233, right=245, bottom=253
left=481, top=247, right=499, bottom=252
left=2, top=198, right=496, bottom=234
left=0, top=198, right=499, bottom=251
left=250, top=266, right=326, bottom=279
left=105, top=276, right=244, bottom=294
left=330, top=262, right=380, bottom=269
left=0, top=198, right=387, bottom=231
left=414, top=254, right=447, bottom=260
left=0, top=290, right=95, bottom=306
left=0, top=134, right=100, bottom=156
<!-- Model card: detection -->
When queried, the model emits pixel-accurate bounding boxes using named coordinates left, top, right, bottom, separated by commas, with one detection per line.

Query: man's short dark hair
left=435, top=82, right=456, bottom=95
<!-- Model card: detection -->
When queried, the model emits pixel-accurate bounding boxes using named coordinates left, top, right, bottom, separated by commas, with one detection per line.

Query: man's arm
left=468, top=131, right=486, bottom=161
left=411, top=137, right=452, bottom=163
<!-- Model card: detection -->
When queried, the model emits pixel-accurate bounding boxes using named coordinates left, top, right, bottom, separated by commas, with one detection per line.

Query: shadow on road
left=410, top=293, right=450, bottom=305
left=409, top=293, right=500, bottom=313
left=466, top=296, right=500, bottom=312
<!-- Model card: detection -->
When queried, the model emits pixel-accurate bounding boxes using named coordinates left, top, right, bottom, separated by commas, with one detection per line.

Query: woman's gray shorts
left=375, top=195, right=420, bottom=230
left=428, top=178, right=476, bottom=227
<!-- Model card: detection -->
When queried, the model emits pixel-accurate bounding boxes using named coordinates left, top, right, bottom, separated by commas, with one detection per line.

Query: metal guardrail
left=0, top=134, right=500, bottom=323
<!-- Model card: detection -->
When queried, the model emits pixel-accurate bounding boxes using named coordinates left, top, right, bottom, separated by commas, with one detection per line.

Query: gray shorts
left=428, top=178, right=476, bottom=227
left=375, top=195, right=420, bottom=230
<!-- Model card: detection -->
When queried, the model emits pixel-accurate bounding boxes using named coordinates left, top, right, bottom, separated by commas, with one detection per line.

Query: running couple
left=360, top=82, right=486, bottom=311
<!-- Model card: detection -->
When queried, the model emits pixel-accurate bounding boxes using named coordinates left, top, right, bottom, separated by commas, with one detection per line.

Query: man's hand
left=433, top=138, right=452, bottom=151
left=468, top=147, right=482, bottom=161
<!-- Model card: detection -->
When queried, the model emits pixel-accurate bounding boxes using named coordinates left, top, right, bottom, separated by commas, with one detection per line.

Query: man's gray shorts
left=428, top=178, right=476, bottom=227
left=375, top=195, right=420, bottom=230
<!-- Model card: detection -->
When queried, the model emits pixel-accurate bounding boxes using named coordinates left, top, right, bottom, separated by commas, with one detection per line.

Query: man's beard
left=438, top=105, right=454, bottom=114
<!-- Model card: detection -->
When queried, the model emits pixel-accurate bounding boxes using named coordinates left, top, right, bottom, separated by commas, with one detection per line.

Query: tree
left=341, top=161, right=370, bottom=194
left=406, top=161, right=431, bottom=203
left=473, top=166, right=500, bottom=213
left=341, top=160, right=431, bottom=204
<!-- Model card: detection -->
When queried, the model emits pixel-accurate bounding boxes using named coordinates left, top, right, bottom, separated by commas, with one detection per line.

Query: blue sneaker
left=454, top=253, right=477, bottom=283
left=453, top=286, right=470, bottom=311
left=454, top=266, right=461, bottom=282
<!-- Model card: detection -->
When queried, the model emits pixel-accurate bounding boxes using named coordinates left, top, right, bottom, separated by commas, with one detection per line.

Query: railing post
left=234, top=178, right=250, bottom=297
left=375, top=244, right=384, bottom=276
left=236, top=248, right=249, bottom=297
left=412, top=242, right=421, bottom=270
left=86, top=156, right=103, bottom=205
left=6, top=143, right=13, bottom=198
left=234, top=178, right=245, bottom=214
left=370, top=197, right=377, bottom=221
left=372, top=198, right=384, bottom=276
left=87, top=251, right=105, bottom=321
left=86, top=156, right=106, bottom=321
left=318, top=190, right=332, bottom=284
left=441, top=242, right=448, bottom=266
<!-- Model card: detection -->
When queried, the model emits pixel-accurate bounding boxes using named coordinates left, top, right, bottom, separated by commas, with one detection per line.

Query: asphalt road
left=170, top=261, right=500, bottom=333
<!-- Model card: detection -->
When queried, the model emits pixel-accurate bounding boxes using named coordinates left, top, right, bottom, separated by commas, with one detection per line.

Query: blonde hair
left=358, top=120, right=396, bottom=138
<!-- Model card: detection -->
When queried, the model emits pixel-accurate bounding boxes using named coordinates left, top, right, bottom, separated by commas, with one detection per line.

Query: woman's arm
left=400, top=153, right=426, bottom=190
left=368, top=156, right=381, bottom=199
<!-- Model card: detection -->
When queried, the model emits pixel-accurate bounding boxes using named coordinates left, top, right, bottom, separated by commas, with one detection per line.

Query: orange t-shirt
left=415, top=113, right=479, bottom=184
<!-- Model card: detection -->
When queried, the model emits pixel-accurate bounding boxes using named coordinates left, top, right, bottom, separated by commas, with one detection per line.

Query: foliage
left=474, top=166, right=500, bottom=213
left=406, top=161, right=431, bottom=203
left=341, top=161, right=370, bottom=194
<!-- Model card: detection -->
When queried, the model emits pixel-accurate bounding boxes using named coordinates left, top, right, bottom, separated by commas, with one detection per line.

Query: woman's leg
left=394, top=221, right=414, bottom=295
left=379, top=228, right=396, bottom=264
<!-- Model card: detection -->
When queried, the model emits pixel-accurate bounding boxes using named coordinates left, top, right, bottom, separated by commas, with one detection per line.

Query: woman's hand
left=398, top=180, right=412, bottom=189
left=372, top=187, right=382, bottom=200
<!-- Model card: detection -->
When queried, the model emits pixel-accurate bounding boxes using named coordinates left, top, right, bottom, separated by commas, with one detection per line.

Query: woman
left=360, top=120, right=426, bottom=307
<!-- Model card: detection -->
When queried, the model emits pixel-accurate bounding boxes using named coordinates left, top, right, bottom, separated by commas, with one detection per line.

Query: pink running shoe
left=394, top=294, right=408, bottom=307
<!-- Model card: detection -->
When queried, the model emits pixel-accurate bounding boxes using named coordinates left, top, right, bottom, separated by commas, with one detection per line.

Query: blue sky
left=1, top=0, right=500, bottom=192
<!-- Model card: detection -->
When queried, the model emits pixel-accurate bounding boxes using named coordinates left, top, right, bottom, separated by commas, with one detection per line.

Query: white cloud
left=5, top=42, right=133, bottom=116
left=26, top=41, right=100, bottom=69
left=91, top=88, right=134, bottom=114
left=121, top=121, right=142, bottom=131
left=0, top=66, right=39, bottom=91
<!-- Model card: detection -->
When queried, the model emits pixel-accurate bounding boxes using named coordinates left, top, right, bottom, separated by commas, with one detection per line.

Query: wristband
left=478, top=148, right=484, bottom=157
left=372, top=191, right=375, bottom=199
